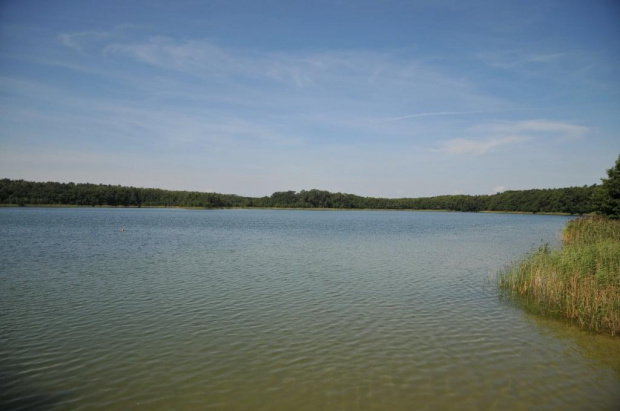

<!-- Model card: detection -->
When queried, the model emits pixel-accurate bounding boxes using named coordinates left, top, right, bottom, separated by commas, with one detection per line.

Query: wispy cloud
left=475, top=119, right=589, bottom=139
left=516, top=120, right=588, bottom=137
left=58, top=25, right=139, bottom=51
left=104, top=37, right=320, bottom=86
left=379, top=110, right=487, bottom=122
left=0, top=77, right=304, bottom=148
left=439, top=136, right=524, bottom=155
left=376, top=106, right=592, bottom=124
left=40, top=34, right=510, bottom=145
left=477, top=50, right=568, bottom=69
left=438, top=119, right=589, bottom=156
left=100, top=36, right=480, bottom=95
left=58, top=31, right=113, bottom=52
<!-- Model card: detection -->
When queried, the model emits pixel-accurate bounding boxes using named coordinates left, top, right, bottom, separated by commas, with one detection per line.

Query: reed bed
left=498, top=217, right=620, bottom=336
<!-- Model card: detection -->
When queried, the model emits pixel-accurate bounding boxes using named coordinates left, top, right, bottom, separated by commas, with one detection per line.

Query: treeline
left=0, top=179, right=249, bottom=208
left=0, top=178, right=598, bottom=214
left=258, top=186, right=596, bottom=214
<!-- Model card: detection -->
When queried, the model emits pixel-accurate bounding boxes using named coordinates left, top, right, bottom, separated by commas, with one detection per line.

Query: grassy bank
left=498, top=217, right=620, bottom=336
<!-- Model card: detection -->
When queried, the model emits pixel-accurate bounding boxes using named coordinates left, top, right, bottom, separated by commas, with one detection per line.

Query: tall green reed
left=498, top=217, right=620, bottom=336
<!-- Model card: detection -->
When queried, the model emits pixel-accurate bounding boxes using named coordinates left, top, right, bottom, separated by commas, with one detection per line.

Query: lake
left=1, top=208, right=619, bottom=410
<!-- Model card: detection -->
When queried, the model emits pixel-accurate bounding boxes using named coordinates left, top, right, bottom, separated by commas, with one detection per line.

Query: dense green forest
left=0, top=178, right=598, bottom=214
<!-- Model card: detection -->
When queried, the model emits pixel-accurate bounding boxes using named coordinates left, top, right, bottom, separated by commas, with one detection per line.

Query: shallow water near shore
left=1, top=208, right=619, bottom=410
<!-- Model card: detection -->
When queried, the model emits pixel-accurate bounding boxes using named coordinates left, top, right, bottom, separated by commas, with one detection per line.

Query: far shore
left=0, top=203, right=582, bottom=216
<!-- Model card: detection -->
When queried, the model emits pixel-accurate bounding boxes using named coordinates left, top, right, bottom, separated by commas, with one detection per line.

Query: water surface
left=1, top=208, right=619, bottom=410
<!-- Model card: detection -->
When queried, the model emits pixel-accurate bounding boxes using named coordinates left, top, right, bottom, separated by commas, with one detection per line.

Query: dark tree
left=593, top=155, right=620, bottom=219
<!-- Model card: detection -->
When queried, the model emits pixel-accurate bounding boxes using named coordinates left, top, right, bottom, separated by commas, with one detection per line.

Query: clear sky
left=1, top=0, right=619, bottom=197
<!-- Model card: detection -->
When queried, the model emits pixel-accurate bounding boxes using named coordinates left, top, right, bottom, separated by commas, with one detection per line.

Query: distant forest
left=0, top=178, right=598, bottom=214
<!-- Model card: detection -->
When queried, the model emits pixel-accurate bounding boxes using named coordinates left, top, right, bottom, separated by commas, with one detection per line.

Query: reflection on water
left=0, top=208, right=618, bottom=410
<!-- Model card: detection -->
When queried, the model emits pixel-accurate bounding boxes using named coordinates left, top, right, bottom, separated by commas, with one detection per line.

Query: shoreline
left=0, top=203, right=580, bottom=216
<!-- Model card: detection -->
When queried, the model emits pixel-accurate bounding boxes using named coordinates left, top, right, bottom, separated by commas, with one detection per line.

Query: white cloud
left=493, top=185, right=506, bottom=193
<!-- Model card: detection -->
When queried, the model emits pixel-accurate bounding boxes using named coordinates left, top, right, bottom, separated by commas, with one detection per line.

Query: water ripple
left=1, top=208, right=619, bottom=410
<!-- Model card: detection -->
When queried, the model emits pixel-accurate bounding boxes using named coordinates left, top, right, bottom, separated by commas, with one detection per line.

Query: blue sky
left=1, top=0, right=619, bottom=197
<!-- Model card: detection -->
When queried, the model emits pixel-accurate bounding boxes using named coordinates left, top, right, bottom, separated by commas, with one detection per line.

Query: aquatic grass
left=562, top=216, right=620, bottom=245
left=498, top=217, right=620, bottom=336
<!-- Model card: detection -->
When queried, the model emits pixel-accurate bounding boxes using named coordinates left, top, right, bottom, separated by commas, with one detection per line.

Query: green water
left=1, top=208, right=618, bottom=410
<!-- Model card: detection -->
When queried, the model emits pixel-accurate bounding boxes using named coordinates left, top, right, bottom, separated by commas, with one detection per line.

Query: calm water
left=1, top=208, right=619, bottom=410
